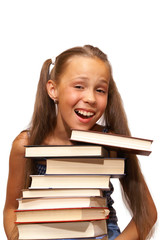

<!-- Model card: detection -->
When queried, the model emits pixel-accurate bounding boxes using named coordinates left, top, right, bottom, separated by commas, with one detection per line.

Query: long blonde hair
left=29, top=45, right=153, bottom=239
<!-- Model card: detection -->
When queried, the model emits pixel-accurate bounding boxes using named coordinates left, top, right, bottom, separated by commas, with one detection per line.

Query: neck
left=43, top=120, right=73, bottom=146
left=54, top=124, right=72, bottom=145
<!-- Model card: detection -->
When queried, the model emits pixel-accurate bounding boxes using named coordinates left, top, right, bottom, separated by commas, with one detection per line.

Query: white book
left=17, top=220, right=107, bottom=239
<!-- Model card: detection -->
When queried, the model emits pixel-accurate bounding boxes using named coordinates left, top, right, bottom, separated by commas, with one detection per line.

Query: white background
left=0, top=0, right=160, bottom=239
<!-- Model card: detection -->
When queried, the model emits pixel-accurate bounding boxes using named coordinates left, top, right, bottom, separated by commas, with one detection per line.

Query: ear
left=46, top=80, right=59, bottom=102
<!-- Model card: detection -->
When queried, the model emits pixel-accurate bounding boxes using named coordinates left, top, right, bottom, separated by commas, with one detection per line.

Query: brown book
left=21, top=188, right=104, bottom=199
left=29, top=175, right=110, bottom=189
left=17, top=220, right=108, bottom=239
left=46, top=157, right=125, bottom=175
left=70, top=129, right=153, bottom=156
left=15, top=207, right=109, bottom=223
left=25, top=145, right=108, bottom=158
left=17, top=196, right=107, bottom=210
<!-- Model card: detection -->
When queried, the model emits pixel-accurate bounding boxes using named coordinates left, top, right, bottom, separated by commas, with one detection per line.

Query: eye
left=74, top=85, right=84, bottom=89
left=96, top=88, right=106, bottom=94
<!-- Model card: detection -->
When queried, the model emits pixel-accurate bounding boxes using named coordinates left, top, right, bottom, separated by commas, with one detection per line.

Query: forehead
left=63, top=56, right=110, bottom=79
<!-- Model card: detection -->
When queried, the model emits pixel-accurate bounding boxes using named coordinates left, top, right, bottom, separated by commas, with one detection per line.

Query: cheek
left=60, top=89, right=81, bottom=107
left=98, top=97, right=108, bottom=113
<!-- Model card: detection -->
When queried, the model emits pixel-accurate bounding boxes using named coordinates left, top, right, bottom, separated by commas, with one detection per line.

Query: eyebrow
left=98, top=79, right=109, bottom=85
left=73, top=76, right=109, bottom=85
left=73, top=76, right=89, bottom=81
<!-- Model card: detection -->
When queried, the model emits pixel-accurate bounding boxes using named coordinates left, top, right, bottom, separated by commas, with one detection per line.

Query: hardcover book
left=29, top=175, right=110, bottom=189
left=21, top=188, right=104, bottom=199
left=17, top=220, right=108, bottom=239
left=25, top=145, right=108, bottom=158
left=15, top=207, right=109, bottom=223
left=17, top=196, right=107, bottom=210
left=46, top=157, right=125, bottom=175
left=70, top=129, right=153, bottom=156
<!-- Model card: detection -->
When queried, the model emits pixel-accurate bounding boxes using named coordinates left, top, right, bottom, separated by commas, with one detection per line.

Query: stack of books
left=15, top=129, right=153, bottom=240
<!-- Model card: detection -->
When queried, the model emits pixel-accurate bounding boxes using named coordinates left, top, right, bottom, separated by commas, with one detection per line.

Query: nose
left=83, top=89, right=96, bottom=105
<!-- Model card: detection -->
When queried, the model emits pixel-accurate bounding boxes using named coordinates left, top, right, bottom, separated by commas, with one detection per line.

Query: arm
left=115, top=219, right=139, bottom=240
left=3, top=131, right=29, bottom=240
left=115, top=182, right=157, bottom=240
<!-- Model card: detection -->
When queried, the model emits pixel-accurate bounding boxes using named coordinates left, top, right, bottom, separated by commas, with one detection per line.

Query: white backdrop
left=0, top=0, right=160, bottom=239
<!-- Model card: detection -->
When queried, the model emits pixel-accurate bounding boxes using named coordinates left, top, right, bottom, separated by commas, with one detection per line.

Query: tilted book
left=70, top=129, right=153, bottom=156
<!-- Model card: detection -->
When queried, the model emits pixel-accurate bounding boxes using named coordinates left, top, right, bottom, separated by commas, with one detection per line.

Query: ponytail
left=105, top=76, right=155, bottom=239
left=29, top=59, right=57, bottom=145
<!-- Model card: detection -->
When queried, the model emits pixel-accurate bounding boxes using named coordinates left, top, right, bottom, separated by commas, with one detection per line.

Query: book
left=15, top=207, right=109, bottom=223
left=18, top=236, right=108, bottom=240
left=17, top=235, right=108, bottom=240
left=46, top=157, right=125, bottom=175
left=29, top=175, right=110, bottom=189
left=17, top=196, right=107, bottom=210
left=21, top=188, right=104, bottom=198
left=70, top=129, right=153, bottom=156
left=17, top=220, right=107, bottom=239
left=25, top=145, right=108, bottom=158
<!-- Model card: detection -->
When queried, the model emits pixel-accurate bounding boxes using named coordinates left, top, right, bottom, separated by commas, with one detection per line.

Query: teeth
left=75, top=110, right=94, bottom=117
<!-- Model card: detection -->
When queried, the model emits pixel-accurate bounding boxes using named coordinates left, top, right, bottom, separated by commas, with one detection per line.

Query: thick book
left=21, top=188, right=103, bottom=198
left=29, top=175, right=110, bottom=189
left=46, top=157, right=125, bottom=175
left=70, top=129, right=153, bottom=156
left=17, top=220, right=107, bottom=239
left=15, top=207, right=109, bottom=223
left=25, top=145, right=108, bottom=158
left=17, top=196, right=107, bottom=210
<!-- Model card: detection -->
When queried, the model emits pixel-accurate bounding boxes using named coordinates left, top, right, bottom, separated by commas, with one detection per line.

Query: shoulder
left=8, top=130, right=30, bottom=173
left=12, top=130, right=29, bottom=147
left=11, top=130, right=29, bottom=157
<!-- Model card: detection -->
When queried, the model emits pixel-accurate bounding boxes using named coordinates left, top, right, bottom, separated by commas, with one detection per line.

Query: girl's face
left=50, top=56, right=110, bottom=132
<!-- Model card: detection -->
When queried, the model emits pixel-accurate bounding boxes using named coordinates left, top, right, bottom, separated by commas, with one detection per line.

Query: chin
left=70, top=124, right=94, bottom=131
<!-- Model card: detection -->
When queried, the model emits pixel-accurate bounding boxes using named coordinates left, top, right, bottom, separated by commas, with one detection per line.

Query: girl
left=3, top=45, right=157, bottom=240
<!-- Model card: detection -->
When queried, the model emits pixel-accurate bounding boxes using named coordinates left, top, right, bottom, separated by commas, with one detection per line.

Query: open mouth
left=74, top=109, right=95, bottom=119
